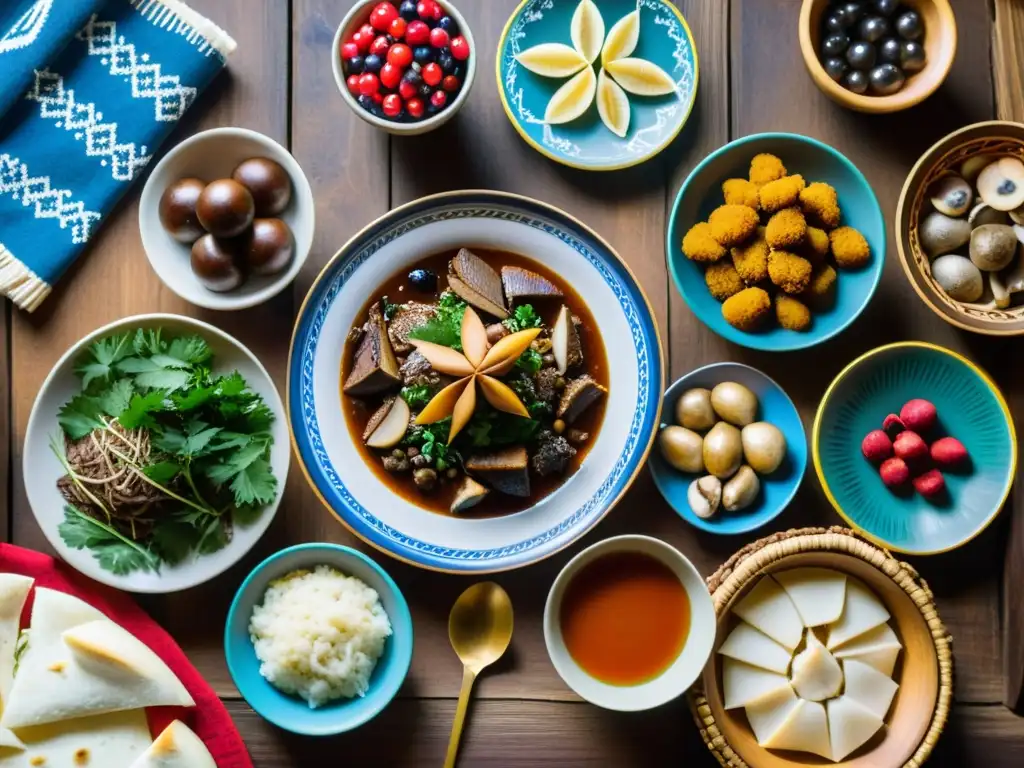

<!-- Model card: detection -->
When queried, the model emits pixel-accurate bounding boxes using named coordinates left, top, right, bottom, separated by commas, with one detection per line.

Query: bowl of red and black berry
left=332, top=0, right=475, bottom=134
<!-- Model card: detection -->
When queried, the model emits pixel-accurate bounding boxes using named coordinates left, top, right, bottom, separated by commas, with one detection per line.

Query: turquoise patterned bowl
left=496, top=0, right=698, bottom=171
left=814, top=342, right=1017, bottom=555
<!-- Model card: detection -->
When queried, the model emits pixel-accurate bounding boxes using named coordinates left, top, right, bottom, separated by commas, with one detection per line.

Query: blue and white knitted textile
left=0, top=0, right=235, bottom=311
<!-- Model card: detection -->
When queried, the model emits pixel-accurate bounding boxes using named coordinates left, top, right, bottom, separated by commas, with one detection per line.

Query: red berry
left=346, top=74, right=361, bottom=94
left=359, top=23, right=375, bottom=39
left=879, top=457, right=910, bottom=488
left=352, top=30, right=371, bottom=53
left=900, top=398, right=937, bottom=433
left=371, top=2, right=399, bottom=31
left=357, top=73, right=380, bottom=96
left=416, top=0, right=436, bottom=20
left=422, top=62, right=442, bottom=86
left=430, top=2, right=443, bottom=20
left=893, top=430, right=928, bottom=462
left=341, top=41, right=360, bottom=59
left=882, top=413, right=905, bottom=439
left=930, top=436, right=969, bottom=468
left=399, top=80, right=417, bottom=99
left=450, top=35, right=470, bottom=60
left=442, top=74, right=460, bottom=92
left=406, top=97, right=425, bottom=118
left=388, top=17, right=407, bottom=38
left=388, top=43, right=413, bottom=67
left=372, top=91, right=384, bottom=104
left=370, top=35, right=391, bottom=56
left=430, top=27, right=449, bottom=48
left=861, top=429, right=892, bottom=464
left=380, top=62, right=402, bottom=89
left=405, top=20, right=430, bottom=45
left=382, top=93, right=403, bottom=117
left=913, top=468, right=946, bottom=498
left=430, top=89, right=447, bottom=108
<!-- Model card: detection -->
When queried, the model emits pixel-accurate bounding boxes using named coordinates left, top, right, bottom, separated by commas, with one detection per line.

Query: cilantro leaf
left=76, top=333, right=131, bottom=389
left=167, top=335, right=212, bottom=365
left=148, top=518, right=200, bottom=564
left=204, top=440, right=269, bottom=485
left=230, top=458, right=277, bottom=506
left=119, top=390, right=170, bottom=430
left=58, top=506, right=160, bottom=575
left=400, top=384, right=432, bottom=409
left=503, top=304, right=542, bottom=333
left=515, top=347, right=543, bottom=374
left=98, top=378, right=135, bottom=417
left=133, top=328, right=165, bottom=357
left=58, top=394, right=105, bottom=439
left=142, top=460, right=181, bottom=485
left=408, top=292, right=466, bottom=350
left=117, top=357, right=191, bottom=391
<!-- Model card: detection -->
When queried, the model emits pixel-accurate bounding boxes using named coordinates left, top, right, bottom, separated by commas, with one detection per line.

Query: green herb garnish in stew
left=53, top=329, right=278, bottom=575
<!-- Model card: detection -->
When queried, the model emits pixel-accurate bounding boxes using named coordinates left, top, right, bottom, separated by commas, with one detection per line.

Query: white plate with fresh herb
left=24, top=314, right=289, bottom=593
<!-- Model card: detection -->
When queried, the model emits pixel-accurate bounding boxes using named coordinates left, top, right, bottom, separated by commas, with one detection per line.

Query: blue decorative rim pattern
left=289, top=191, right=663, bottom=572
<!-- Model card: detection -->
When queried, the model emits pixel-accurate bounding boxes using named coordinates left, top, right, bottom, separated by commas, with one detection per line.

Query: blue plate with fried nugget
left=666, top=133, right=884, bottom=352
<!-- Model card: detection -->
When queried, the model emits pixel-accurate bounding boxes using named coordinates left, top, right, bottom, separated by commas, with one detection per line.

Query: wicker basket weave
left=689, top=526, right=954, bottom=768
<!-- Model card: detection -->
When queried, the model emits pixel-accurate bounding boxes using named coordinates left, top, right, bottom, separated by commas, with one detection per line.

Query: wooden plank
left=226, top=698, right=1024, bottom=767
left=728, top=0, right=1002, bottom=703
left=993, top=0, right=1024, bottom=122
left=1, top=303, right=8, bottom=543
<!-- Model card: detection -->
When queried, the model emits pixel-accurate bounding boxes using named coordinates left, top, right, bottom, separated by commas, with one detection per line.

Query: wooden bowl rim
left=689, top=526, right=953, bottom=768
left=895, top=120, right=1024, bottom=336
left=797, top=0, right=958, bottom=114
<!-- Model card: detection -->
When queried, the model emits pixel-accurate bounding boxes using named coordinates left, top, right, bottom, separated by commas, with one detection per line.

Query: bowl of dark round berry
left=798, top=0, right=956, bottom=113
left=332, top=0, right=475, bottom=134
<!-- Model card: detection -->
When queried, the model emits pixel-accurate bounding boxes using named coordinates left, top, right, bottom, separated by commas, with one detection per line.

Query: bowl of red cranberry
left=332, top=0, right=475, bottom=134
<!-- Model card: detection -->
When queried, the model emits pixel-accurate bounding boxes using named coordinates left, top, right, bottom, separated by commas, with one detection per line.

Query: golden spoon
left=444, top=582, right=514, bottom=768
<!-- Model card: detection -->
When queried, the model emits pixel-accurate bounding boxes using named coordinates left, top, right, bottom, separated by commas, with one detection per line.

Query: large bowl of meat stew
left=288, top=191, right=664, bottom=572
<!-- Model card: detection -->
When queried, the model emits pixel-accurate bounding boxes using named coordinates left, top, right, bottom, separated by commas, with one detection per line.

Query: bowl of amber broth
left=139, top=127, right=315, bottom=310
left=288, top=191, right=663, bottom=572
left=543, top=535, right=715, bottom=711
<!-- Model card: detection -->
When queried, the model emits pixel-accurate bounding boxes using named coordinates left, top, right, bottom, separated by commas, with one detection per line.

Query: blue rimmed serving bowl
left=288, top=190, right=664, bottom=573
left=496, top=0, right=698, bottom=171
left=666, top=132, right=885, bottom=351
left=650, top=362, right=808, bottom=535
left=225, top=543, right=413, bottom=735
left=813, top=342, right=1017, bottom=555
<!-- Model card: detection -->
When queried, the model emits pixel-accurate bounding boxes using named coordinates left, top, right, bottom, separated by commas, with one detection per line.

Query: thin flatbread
left=2, top=598, right=193, bottom=729
left=129, top=720, right=216, bottom=768
left=0, top=575, right=33, bottom=755
left=0, top=709, right=151, bottom=767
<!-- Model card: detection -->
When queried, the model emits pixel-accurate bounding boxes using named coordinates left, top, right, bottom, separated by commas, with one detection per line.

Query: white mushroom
left=961, top=154, right=998, bottom=185
left=929, top=175, right=972, bottom=217
left=918, top=211, right=971, bottom=257
left=977, top=157, right=1024, bottom=212
left=968, top=202, right=1009, bottom=228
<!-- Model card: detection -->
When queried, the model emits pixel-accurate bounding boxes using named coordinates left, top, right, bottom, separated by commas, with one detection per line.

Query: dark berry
left=437, top=15, right=458, bottom=34
left=442, top=74, right=460, bottom=92
left=452, top=63, right=465, bottom=79
left=408, top=268, right=438, bottom=291
left=422, top=62, right=442, bottom=86
left=438, top=51, right=455, bottom=73
left=363, top=53, right=383, bottom=73
left=430, top=27, right=450, bottom=48
left=413, top=45, right=434, bottom=65
left=402, top=67, right=422, bottom=86
left=426, top=102, right=440, bottom=115
left=418, top=82, right=433, bottom=98
left=382, top=93, right=403, bottom=118
left=405, top=20, right=430, bottom=45
left=345, top=55, right=365, bottom=74
left=450, top=35, right=470, bottom=61
left=406, top=97, right=425, bottom=119
left=357, top=94, right=374, bottom=111
left=399, top=0, right=418, bottom=20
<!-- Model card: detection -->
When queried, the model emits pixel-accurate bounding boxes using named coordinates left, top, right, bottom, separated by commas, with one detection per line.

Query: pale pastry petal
left=516, top=42, right=588, bottom=78
left=477, top=375, right=530, bottom=418
left=570, top=0, right=605, bottom=64
left=605, top=57, right=677, bottom=96
left=601, top=10, right=639, bottom=65
left=596, top=68, right=630, bottom=137
left=543, top=67, right=597, bottom=125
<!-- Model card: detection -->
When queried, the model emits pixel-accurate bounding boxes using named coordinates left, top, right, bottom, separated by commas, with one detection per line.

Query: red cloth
left=0, top=542, right=252, bottom=768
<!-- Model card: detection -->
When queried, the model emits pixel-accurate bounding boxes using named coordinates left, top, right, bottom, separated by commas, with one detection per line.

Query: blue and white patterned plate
left=496, top=0, right=698, bottom=171
left=288, top=191, right=664, bottom=572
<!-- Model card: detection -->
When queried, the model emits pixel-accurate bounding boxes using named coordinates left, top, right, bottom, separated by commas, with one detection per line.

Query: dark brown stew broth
left=341, top=248, right=608, bottom=517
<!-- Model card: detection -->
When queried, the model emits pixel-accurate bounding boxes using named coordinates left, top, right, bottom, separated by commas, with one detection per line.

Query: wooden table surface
left=4, top=0, right=1024, bottom=765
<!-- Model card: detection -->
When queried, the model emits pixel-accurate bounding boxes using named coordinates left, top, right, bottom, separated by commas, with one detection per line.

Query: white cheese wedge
left=732, top=577, right=803, bottom=651
left=833, top=623, right=902, bottom=677
left=722, top=659, right=791, bottom=710
left=718, top=622, right=792, bottom=675
left=790, top=632, right=843, bottom=702
left=843, top=659, right=899, bottom=719
left=745, top=684, right=799, bottom=746
left=765, top=698, right=832, bottom=760
left=827, top=579, right=890, bottom=650
left=827, top=694, right=883, bottom=761
left=774, top=568, right=847, bottom=627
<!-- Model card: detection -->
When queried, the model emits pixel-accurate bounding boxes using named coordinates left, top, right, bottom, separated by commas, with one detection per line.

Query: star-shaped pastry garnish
left=515, top=0, right=677, bottom=137
left=410, top=307, right=541, bottom=444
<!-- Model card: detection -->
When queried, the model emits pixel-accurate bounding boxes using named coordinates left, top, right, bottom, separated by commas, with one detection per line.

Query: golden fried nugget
left=682, top=222, right=727, bottom=263
left=722, top=287, right=772, bottom=331
left=731, top=230, right=770, bottom=284
left=802, top=264, right=837, bottom=309
left=704, top=261, right=745, bottom=301
left=830, top=226, right=871, bottom=268
left=722, top=178, right=760, bottom=209
left=749, top=154, right=787, bottom=187
left=768, top=249, right=813, bottom=294
left=759, top=174, right=807, bottom=214
left=804, top=226, right=831, bottom=262
left=765, top=207, right=808, bottom=250
left=775, top=294, right=812, bottom=331
left=799, top=182, right=841, bottom=229
left=709, top=204, right=760, bottom=247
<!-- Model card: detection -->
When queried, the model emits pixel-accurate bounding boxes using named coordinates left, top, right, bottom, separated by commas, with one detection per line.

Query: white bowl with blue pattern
left=288, top=191, right=664, bottom=573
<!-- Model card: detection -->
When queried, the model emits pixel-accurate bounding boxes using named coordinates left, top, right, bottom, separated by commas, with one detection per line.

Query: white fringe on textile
left=0, top=242, right=50, bottom=312
left=130, top=0, right=238, bottom=58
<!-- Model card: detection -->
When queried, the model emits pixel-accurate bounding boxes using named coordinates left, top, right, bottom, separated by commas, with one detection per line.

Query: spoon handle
left=443, top=665, right=478, bottom=768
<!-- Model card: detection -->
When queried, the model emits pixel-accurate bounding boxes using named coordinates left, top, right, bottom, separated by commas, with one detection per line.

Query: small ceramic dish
left=813, top=342, right=1016, bottom=555
left=798, top=0, right=957, bottom=114
left=23, top=313, right=289, bottom=593
left=496, top=0, right=698, bottom=171
left=666, top=132, right=885, bottom=352
left=225, top=542, right=414, bottom=736
left=544, top=534, right=715, bottom=711
left=693, top=526, right=951, bottom=767
left=332, top=0, right=476, bottom=135
left=139, top=127, right=314, bottom=311
left=896, top=120, right=1024, bottom=335
left=650, top=363, right=807, bottom=535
